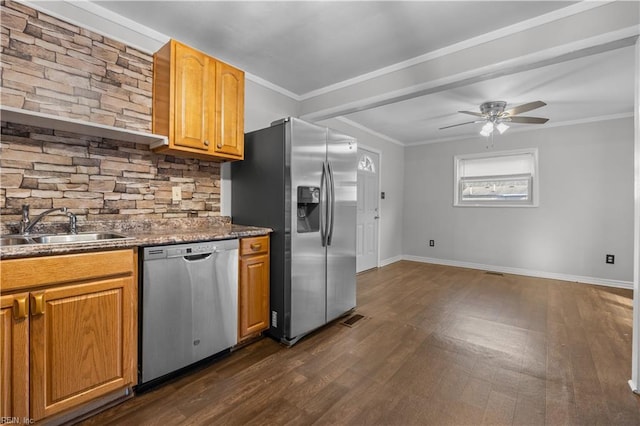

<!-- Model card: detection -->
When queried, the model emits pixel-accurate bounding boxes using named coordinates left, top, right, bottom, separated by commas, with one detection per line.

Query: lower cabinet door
left=239, top=254, right=270, bottom=340
left=29, top=277, right=135, bottom=420
left=0, top=293, right=29, bottom=419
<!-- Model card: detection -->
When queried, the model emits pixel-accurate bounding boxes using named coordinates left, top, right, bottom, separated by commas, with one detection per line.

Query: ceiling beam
left=299, top=1, right=640, bottom=122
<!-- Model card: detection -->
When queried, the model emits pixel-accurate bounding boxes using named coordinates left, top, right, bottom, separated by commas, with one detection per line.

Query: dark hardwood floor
left=79, top=261, right=640, bottom=425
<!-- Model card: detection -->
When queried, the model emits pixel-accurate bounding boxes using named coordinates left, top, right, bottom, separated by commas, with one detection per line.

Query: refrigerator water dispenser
left=297, top=186, right=320, bottom=233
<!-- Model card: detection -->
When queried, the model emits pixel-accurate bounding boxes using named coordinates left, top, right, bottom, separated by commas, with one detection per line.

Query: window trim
left=453, top=148, right=539, bottom=208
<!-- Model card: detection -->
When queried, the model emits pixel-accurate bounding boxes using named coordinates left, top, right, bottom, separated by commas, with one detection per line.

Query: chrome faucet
left=20, top=204, right=77, bottom=235
left=67, top=211, right=78, bottom=234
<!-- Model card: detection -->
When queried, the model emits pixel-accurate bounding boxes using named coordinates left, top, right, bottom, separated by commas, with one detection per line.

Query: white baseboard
left=395, top=255, right=634, bottom=290
left=380, top=255, right=404, bottom=267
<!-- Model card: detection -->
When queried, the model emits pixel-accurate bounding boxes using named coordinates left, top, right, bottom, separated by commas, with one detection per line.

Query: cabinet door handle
left=13, top=296, right=28, bottom=320
left=250, top=243, right=262, bottom=251
left=31, top=293, right=45, bottom=316
left=216, top=142, right=222, bottom=149
left=204, top=140, right=210, bottom=146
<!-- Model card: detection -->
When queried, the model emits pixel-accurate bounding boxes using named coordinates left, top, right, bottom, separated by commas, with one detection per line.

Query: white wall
left=244, top=79, right=301, bottom=132
left=403, top=118, right=635, bottom=287
left=221, top=79, right=300, bottom=215
left=320, top=118, right=405, bottom=265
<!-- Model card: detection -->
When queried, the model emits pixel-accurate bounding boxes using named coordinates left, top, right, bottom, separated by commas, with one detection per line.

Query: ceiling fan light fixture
left=480, top=121, right=494, bottom=137
left=442, top=100, right=548, bottom=136
left=496, top=122, right=509, bottom=134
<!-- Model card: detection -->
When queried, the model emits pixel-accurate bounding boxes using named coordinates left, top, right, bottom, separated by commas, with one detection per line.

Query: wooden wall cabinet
left=153, top=39, right=244, bottom=161
left=238, top=235, right=270, bottom=341
left=0, top=249, right=137, bottom=422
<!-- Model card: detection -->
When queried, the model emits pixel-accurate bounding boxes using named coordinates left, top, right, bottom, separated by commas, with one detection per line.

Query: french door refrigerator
left=232, top=117, right=357, bottom=345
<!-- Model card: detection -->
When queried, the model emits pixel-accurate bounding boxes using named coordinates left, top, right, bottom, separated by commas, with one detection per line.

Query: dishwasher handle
left=183, top=253, right=214, bottom=261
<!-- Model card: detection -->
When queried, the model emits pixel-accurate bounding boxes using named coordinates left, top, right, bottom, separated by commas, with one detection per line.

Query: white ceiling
left=347, top=45, right=636, bottom=143
left=94, top=1, right=573, bottom=95
left=88, top=0, right=637, bottom=145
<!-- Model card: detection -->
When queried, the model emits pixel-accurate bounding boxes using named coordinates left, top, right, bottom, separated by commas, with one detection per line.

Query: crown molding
left=19, top=0, right=169, bottom=54
left=244, top=72, right=303, bottom=101
left=333, top=117, right=405, bottom=147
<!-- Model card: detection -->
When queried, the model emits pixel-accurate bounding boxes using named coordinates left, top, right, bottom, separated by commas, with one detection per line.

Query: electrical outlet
left=172, top=186, right=182, bottom=203
left=429, top=240, right=435, bottom=247
left=606, top=254, right=615, bottom=264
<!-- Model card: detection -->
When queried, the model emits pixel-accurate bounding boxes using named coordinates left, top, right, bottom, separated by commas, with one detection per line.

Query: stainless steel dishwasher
left=140, top=239, right=238, bottom=386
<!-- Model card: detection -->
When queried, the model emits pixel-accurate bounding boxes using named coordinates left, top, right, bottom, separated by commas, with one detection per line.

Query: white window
left=454, top=148, right=538, bottom=207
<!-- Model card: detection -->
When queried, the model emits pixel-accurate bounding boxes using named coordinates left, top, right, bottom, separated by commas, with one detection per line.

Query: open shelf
left=0, top=105, right=168, bottom=146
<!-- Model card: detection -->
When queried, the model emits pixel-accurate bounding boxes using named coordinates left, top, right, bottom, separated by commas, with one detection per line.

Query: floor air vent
left=342, top=314, right=365, bottom=327
left=486, top=271, right=504, bottom=276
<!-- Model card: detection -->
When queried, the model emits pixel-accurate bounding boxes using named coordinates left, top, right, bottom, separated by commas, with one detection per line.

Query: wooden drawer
left=1, top=249, right=135, bottom=293
left=239, top=236, right=269, bottom=256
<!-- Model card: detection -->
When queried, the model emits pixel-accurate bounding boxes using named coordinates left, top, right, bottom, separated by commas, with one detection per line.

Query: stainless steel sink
left=1, top=232, right=131, bottom=246
left=31, top=232, right=130, bottom=244
left=0, top=236, right=34, bottom=245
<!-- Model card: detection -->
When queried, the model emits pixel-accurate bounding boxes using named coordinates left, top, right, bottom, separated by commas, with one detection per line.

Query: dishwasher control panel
left=143, top=239, right=239, bottom=260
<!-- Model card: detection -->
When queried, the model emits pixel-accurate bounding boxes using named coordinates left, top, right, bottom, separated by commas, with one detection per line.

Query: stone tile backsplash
left=1, top=122, right=222, bottom=224
left=0, top=0, right=224, bottom=226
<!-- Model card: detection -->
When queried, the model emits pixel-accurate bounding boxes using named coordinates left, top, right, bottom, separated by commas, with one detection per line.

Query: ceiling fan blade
left=439, top=120, right=482, bottom=130
left=505, top=116, right=549, bottom=124
left=502, top=101, right=546, bottom=117
left=458, top=110, right=485, bottom=117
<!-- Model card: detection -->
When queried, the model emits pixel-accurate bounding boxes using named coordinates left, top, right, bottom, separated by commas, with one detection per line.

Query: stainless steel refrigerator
left=232, top=117, right=357, bottom=345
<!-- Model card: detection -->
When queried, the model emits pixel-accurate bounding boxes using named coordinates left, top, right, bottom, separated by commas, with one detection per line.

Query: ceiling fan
left=440, top=100, right=549, bottom=136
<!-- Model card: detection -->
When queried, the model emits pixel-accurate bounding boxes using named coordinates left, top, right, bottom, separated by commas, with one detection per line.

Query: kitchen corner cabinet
left=152, top=39, right=244, bottom=161
left=0, top=249, right=137, bottom=422
left=238, top=236, right=270, bottom=341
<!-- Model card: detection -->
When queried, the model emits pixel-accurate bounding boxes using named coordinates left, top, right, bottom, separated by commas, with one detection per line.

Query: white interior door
left=356, top=147, right=380, bottom=273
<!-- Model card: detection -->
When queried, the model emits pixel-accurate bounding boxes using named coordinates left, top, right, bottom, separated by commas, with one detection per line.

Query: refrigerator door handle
left=320, top=161, right=328, bottom=247
left=327, top=161, right=336, bottom=246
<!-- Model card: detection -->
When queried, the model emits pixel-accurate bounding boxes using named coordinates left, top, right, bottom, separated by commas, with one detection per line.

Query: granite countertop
left=0, top=217, right=271, bottom=260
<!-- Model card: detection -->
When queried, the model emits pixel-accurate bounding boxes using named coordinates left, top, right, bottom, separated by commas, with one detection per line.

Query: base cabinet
left=238, top=236, right=270, bottom=341
left=0, top=249, right=137, bottom=422
left=1, top=293, right=29, bottom=419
